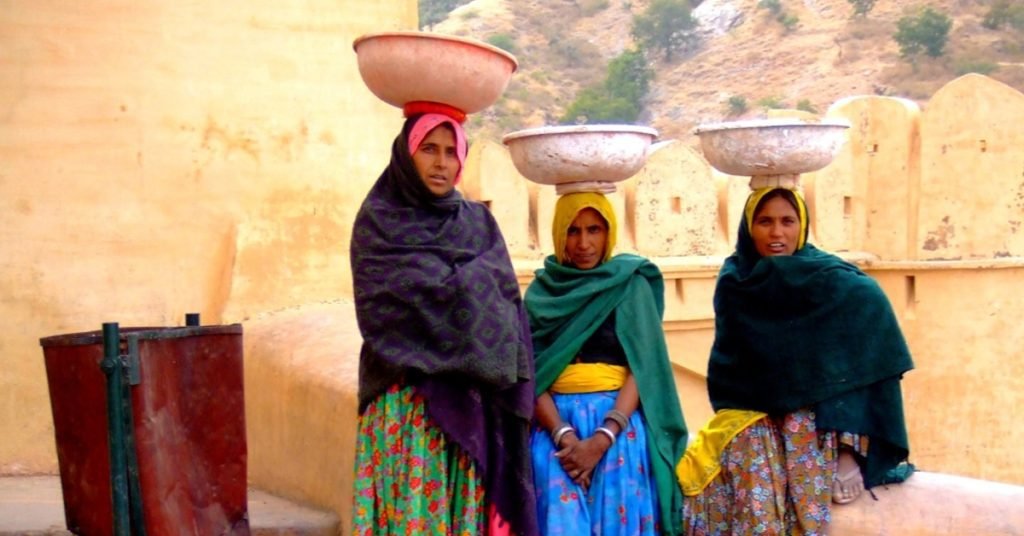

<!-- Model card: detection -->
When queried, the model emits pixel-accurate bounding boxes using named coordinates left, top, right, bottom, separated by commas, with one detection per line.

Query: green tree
left=561, top=49, right=653, bottom=124
left=631, top=0, right=698, bottom=61
left=847, top=0, right=876, bottom=17
left=894, top=7, right=952, bottom=60
left=605, top=49, right=653, bottom=103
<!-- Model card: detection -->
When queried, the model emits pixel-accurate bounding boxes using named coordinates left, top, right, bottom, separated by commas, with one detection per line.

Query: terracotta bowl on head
left=353, top=31, right=518, bottom=115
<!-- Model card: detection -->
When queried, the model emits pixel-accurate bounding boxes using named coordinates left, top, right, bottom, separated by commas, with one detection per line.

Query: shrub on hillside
left=848, top=0, right=876, bottom=17
left=726, top=95, right=749, bottom=116
left=779, top=13, right=800, bottom=31
left=487, top=33, right=517, bottom=54
left=758, top=0, right=800, bottom=32
left=796, top=99, right=818, bottom=113
left=758, top=0, right=782, bottom=15
left=632, top=0, right=698, bottom=61
left=982, top=0, right=1024, bottom=31
left=894, top=7, right=952, bottom=60
left=560, top=49, right=653, bottom=124
left=757, top=96, right=787, bottom=109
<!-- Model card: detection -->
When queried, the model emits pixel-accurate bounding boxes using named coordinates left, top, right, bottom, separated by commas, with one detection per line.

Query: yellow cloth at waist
left=550, top=363, right=628, bottom=394
left=676, top=409, right=768, bottom=496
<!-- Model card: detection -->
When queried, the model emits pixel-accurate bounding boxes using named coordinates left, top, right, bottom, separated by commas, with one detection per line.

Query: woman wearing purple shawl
left=350, top=111, right=537, bottom=536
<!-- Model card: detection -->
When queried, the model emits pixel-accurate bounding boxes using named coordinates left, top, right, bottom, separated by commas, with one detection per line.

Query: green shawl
left=709, top=217, right=915, bottom=488
left=526, top=253, right=688, bottom=535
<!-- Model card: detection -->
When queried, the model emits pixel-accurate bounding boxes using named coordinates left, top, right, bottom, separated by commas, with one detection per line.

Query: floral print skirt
left=532, top=390, right=659, bottom=536
left=352, top=384, right=486, bottom=536
left=682, top=408, right=867, bottom=536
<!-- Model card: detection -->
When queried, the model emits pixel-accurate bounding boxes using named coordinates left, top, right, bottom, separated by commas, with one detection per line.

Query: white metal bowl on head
left=501, top=125, right=659, bottom=188
left=353, top=31, right=518, bottom=115
left=693, top=118, right=850, bottom=177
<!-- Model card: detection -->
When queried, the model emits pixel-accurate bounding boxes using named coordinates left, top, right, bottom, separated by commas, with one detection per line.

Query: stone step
left=0, top=476, right=338, bottom=536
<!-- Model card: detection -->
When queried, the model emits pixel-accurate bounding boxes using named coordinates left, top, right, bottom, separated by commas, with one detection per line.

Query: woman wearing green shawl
left=677, top=187, right=914, bottom=535
left=525, top=192, right=688, bottom=536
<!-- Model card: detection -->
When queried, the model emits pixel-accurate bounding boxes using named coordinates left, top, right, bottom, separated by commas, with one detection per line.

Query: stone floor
left=0, top=476, right=339, bottom=535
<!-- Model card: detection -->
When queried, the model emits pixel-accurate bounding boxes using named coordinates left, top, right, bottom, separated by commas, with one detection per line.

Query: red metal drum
left=41, top=324, right=249, bottom=535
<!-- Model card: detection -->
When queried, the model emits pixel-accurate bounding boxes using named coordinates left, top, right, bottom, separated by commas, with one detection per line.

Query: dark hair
left=753, top=188, right=801, bottom=223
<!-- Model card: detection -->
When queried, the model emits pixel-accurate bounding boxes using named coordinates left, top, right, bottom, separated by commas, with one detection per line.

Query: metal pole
left=124, top=335, right=147, bottom=535
left=101, top=322, right=131, bottom=536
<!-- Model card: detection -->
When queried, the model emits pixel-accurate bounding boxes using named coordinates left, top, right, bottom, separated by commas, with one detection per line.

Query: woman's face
left=751, top=195, right=800, bottom=257
left=412, top=126, right=458, bottom=196
left=564, top=208, right=608, bottom=270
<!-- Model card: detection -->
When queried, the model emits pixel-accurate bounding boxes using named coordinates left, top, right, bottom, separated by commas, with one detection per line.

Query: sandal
left=832, top=465, right=864, bottom=504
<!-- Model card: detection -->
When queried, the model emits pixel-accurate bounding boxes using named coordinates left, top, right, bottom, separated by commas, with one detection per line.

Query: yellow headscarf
left=743, top=187, right=809, bottom=251
left=552, top=192, right=618, bottom=266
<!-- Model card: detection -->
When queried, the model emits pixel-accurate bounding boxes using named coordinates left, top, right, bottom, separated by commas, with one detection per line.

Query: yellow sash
left=676, top=409, right=768, bottom=496
left=550, top=363, right=628, bottom=394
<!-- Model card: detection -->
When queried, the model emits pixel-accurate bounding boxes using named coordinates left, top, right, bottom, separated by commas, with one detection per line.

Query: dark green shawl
left=526, top=253, right=688, bottom=535
left=709, top=219, right=914, bottom=487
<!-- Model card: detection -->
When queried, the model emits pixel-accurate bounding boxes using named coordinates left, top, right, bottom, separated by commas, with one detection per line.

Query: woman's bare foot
left=833, top=449, right=864, bottom=504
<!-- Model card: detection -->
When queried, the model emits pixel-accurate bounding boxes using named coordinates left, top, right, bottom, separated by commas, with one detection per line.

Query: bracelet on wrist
left=595, top=426, right=617, bottom=445
left=604, top=409, right=629, bottom=431
left=552, top=424, right=575, bottom=446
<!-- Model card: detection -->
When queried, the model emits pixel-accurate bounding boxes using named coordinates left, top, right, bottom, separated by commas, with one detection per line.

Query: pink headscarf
left=407, top=113, right=469, bottom=185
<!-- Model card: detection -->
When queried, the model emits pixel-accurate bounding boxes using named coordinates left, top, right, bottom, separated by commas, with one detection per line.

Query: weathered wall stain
left=923, top=215, right=955, bottom=251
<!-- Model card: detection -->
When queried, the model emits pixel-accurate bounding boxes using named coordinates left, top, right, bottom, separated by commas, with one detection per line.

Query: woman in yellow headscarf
left=678, top=186, right=913, bottom=535
left=525, top=192, right=689, bottom=535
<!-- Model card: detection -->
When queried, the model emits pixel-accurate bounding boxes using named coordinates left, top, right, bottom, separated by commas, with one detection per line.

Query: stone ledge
left=0, top=476, right=339, bottom=535
left=242, top=300, right=362, bottom=536
left=832, top=471, right=1024, bottom=535
left=236, top=302, right=1024, bottom=536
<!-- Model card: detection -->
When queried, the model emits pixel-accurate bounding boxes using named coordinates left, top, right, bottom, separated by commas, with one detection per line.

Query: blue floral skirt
left=532, top=390, right=660, bottom=535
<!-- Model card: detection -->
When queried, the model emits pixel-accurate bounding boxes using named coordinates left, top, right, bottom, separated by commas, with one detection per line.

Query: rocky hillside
left=431, top=0, right=1024, bottom=144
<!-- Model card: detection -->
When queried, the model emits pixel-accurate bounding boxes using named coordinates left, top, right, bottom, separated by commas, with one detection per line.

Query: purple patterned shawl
left=350, top=115, right=538, bottom=535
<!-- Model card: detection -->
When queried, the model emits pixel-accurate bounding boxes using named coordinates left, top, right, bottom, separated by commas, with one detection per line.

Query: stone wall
left=0, top=0, right=415, bottom=473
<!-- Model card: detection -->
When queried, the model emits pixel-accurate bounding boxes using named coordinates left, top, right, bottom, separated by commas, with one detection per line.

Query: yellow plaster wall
left=633, top=142, right=728, bottom=257
left=820, top=96, right=921, bottom=258
left=0, top=0, right=415, bottom=473
left=879, top=264, right=1024, bottom=481
left=918, top=74, right=1024, bottom=260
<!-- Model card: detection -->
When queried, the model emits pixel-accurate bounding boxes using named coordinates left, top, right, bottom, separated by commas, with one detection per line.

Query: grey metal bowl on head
left=502, top=125, right=659, bottom=193
left=693, top=118, right=851, bottom=177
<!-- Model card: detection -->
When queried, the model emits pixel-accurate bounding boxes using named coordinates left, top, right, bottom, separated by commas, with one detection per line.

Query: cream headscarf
left=552, top=192, right=618, bottom=265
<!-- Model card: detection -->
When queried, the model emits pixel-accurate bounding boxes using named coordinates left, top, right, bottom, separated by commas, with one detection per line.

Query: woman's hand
left=555, top=432, right=612, bottom=491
